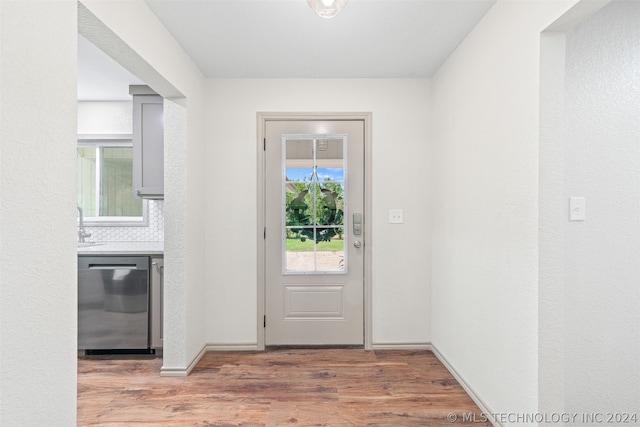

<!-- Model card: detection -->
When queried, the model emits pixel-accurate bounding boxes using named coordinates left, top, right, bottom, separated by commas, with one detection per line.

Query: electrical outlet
left=389, top=209, right=403, bottom=224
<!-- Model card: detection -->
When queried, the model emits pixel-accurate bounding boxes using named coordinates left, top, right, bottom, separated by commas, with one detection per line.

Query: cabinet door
left=150, top=257, right=164, bottom=349
left=133, top=95, right=164, bottom=198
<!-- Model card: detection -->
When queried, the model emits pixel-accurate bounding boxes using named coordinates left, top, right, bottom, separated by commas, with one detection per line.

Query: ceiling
left=78, top=0, right=496, bottom=100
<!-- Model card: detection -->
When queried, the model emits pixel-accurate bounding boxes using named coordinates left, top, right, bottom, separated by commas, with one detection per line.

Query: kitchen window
left=77, top=134, right=147, bottom=226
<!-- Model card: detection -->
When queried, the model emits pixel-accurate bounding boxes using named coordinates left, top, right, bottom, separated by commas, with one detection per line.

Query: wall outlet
left=389, top=209, right=403, bottom=224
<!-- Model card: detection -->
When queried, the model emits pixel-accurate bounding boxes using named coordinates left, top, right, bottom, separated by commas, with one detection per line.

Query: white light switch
left=569, top=197, right=586, bottom=221
left=389, top=209, right=403, bottom=224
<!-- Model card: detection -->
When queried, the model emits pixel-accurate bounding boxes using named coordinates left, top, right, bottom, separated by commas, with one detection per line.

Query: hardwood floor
left=78, top=349, right=492, bottom=426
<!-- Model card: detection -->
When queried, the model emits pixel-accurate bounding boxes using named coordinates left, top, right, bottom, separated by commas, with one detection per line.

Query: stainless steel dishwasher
left=78, top=256, right=150, bottom=351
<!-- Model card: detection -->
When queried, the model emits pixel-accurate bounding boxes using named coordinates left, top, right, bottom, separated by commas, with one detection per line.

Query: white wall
left=79, top=0, right=208, bottom=372
left=77, top=101, right=132, bottom=134
left=564, top=1, right=640, bottom=414
left=0, top=1, right=78, bottom=424
left=541, top=0, right=640, bottom=420
left=205, top=79, right=431, bottom=346
left=430, top=0, right=578, bottom=421
left=539, top=29, right=570, bottom=416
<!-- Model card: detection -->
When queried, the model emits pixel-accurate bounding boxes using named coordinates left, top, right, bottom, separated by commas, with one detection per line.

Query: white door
left=265, top=120, right=364, bottom=345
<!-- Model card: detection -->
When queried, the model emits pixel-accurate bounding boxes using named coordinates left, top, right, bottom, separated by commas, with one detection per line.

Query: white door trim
left=257, top=112, right=372, bottom=350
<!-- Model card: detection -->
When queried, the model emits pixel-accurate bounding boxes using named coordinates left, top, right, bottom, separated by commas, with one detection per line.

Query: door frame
left=257, top=112, right=373, bottom=350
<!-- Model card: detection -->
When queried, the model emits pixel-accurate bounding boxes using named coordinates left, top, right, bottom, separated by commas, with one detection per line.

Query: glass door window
left=283, top=136, right=347, bottom=274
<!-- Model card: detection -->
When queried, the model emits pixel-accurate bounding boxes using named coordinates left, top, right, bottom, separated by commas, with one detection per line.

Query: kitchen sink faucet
left=77, top=206, right=91, bottom=243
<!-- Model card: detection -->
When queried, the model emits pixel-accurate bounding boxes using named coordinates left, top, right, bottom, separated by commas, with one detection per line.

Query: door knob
left=353, top=240, right=362, bottom=248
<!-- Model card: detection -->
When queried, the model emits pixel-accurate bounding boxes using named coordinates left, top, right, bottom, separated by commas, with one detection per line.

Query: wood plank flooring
left=78, top=349, right=492, bottom=426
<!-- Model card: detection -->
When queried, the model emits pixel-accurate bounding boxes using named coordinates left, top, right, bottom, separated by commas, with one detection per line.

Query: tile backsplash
left=84, top=200, right=164, bottom=242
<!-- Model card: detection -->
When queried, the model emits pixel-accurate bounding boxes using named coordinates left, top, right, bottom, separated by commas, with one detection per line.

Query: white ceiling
left=78, top=0, right=496, bottom=100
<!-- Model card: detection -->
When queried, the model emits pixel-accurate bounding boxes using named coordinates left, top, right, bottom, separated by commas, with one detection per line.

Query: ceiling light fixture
left=307, top=0, right=348, bottom=19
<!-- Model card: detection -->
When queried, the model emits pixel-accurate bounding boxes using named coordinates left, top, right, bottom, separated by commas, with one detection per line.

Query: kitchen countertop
left=77, top=241, right=164, bottom=256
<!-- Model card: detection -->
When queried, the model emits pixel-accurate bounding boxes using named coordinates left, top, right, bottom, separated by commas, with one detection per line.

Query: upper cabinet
left=131, top=85, right=164, bottom=199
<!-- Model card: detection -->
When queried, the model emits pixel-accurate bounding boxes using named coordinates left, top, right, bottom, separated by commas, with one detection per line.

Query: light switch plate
left=389, top=209, right=403, bottom=224
left=569, top=197, right=586, bottom=221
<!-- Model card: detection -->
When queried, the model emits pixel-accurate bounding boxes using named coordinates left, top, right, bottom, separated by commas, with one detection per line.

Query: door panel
left=284, top=284, right=345, bottom=320
left=265, top=120, right=364, bottom=345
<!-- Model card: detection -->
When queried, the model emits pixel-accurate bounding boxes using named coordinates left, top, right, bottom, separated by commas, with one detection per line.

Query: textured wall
left=430, top=0, right=578, bottom=420
left=539, top=30, right=569, bottom=416
left=205, top=78, right=431, bottom=346
left=562, top=0, right=640, bottom=417
left=0, top=1, right=78, bottom=424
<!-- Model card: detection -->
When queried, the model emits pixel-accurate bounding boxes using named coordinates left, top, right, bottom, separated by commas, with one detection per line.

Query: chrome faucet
left=77, top=206, right=91, bottom=243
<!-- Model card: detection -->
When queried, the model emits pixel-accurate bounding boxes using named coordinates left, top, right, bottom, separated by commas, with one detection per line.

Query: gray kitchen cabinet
left=150, top=257, right=164, bottom=349
left=131, top=86, right=164, bottom=199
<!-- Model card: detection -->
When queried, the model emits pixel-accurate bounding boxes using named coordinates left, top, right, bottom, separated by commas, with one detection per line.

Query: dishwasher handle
left=88, top=264, right=138, bottom=270
left=78, top=256, right=149, bottom=270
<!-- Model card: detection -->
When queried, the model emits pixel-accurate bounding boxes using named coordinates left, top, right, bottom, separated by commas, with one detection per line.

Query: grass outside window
left=286, top=238, right=344, bottom=252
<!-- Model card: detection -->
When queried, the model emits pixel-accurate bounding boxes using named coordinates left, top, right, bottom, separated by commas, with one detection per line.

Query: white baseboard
left=370, top=342, right=432, bottom=350
left=158, top=343, right=260, bottom=376
left=206, top=342, right=260, bottom=351
left=429, top=343, right=501, bottom=427
left=160, top=343, right=207, bottom=377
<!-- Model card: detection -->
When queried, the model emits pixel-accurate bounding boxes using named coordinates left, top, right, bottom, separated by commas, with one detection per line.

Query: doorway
left=257, top=113, right=372, bottom=348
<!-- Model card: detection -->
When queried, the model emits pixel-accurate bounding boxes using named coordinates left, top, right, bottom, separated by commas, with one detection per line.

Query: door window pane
left=283, top=137, right=346, bottom=273
left=285, top=139, right=314, bottom=182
